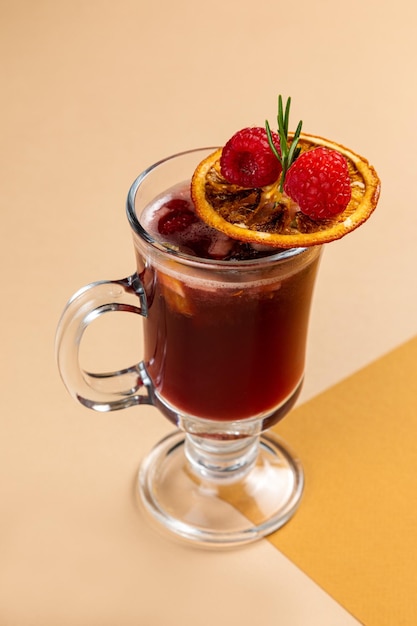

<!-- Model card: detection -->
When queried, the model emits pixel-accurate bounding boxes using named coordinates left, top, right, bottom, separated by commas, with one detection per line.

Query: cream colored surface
left=1, top=1, right=416, bottom=624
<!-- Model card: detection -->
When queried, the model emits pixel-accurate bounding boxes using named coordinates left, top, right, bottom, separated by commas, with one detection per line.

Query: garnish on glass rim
left=190, top=95, right=381, bottom=247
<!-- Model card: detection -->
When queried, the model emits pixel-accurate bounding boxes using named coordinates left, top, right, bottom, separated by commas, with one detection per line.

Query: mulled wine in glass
left=56, top=148, right=322, bottom=546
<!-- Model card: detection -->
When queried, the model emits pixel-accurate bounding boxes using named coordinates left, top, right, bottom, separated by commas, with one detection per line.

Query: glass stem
left=184, top=433, right=260, bottom=483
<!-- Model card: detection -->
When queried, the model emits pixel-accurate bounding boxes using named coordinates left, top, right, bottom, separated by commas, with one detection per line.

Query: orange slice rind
left=191, top=132, right=381, bottom=248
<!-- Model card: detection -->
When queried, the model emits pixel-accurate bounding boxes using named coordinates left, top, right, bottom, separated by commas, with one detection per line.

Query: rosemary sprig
left=265, top=95, right=303, bottom=192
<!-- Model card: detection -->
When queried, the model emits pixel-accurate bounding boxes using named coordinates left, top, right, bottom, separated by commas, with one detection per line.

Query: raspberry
left=158, top=199, right=198, bottom=235
left=284, top=147, right=351, bottom=219
left=163, top=198, right=191, bottom=212
left=220, top=127, right=281, bottom=188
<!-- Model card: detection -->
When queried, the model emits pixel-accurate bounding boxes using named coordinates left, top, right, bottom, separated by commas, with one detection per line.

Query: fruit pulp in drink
left=137, top=185, right=320, bottom=422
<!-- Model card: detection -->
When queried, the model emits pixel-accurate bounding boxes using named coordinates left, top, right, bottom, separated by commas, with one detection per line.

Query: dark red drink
left=135, top=185, right=321, bottom=423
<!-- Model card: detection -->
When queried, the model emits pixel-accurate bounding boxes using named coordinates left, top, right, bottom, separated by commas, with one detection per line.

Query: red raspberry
left=158, top=199, right=198, bottom=235
left=284, top=147, right=351, bottom=219
left=220, top=127, right=281, bottom=188
left=162, top=198, right=191, bottom=212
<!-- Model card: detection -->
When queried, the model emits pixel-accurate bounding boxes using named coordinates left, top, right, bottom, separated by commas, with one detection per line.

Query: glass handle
left=55, top=273, right=153, bottom=412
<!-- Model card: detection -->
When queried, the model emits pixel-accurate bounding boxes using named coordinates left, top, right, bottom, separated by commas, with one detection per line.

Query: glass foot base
left=138, top=430, right=304, bottom=546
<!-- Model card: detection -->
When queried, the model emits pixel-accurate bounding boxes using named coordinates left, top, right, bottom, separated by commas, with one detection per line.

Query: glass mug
left=56, top=148, right=322, bottom=546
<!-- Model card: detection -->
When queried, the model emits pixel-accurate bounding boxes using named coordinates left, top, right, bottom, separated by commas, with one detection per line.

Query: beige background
left=1, top=1, right=416, bottom=624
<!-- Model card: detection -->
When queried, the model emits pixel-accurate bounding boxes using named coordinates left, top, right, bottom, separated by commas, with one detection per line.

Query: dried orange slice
left=158, top=270, right=194, bottom=316
left=191, top=132, right=381, bottom=248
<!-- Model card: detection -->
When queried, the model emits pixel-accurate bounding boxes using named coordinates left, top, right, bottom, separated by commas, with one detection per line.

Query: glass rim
left=126, top=147, right=311, bottom=269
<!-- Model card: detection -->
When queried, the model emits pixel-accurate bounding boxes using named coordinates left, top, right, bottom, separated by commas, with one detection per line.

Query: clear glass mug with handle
left=56, top=147, right=322, bottom=546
